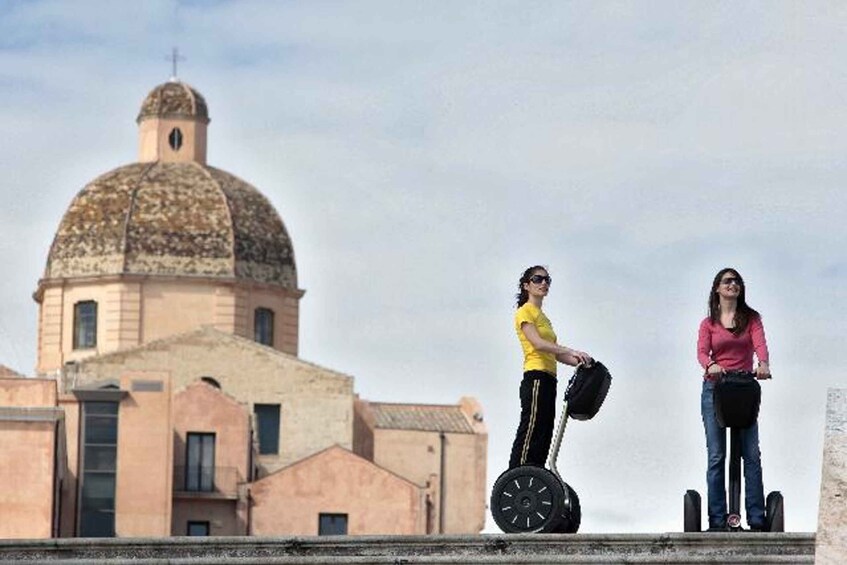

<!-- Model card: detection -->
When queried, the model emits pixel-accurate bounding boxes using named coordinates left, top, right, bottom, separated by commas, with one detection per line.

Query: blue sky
left=1, top=1, right=845, bottom=533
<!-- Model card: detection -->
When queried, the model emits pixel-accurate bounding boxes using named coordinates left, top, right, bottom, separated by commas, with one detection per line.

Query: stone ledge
left=816, top=388, right=847, bottom=564
left=0, top=533, right=816, bottom=564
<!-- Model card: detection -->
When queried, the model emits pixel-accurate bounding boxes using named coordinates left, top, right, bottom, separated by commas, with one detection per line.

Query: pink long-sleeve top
left=697, top=315, right=769, bottom=376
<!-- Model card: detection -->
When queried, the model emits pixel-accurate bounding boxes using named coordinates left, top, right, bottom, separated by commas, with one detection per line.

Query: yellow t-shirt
left=515, top=302, right=558, bottom=375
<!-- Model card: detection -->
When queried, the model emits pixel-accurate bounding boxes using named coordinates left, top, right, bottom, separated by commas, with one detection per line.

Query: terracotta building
left=0, top=78, right=486, bottom=539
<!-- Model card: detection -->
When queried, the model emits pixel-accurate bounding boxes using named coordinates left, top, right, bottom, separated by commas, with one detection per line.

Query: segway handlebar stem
left=547, top=398, right=570, bottom=485
left=548, top=361, right=591, bottom=481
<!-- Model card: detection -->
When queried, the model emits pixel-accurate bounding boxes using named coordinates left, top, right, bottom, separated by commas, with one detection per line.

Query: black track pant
left=509, top=371, right=557, bottom=468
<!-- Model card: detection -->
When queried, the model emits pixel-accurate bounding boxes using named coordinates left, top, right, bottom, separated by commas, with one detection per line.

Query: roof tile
left=369, top=403, right=474, bottom=434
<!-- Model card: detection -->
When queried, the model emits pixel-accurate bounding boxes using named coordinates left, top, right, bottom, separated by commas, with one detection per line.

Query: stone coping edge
left=0, top=532, right=817, bottom=564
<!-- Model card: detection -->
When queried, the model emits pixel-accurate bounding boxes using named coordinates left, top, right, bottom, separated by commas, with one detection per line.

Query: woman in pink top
left=697, top=267, right=771, bottom=531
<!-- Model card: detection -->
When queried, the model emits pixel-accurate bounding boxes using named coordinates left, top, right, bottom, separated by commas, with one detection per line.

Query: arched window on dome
left=254, top=308, right=275, bottom=347
left=168, top=127, right=183, bottom=151
left=73, top=300, right=97, bottom=350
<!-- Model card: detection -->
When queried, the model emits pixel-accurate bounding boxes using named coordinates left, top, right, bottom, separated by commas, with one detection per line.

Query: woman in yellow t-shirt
left=509, top=265, right=592, bottom=469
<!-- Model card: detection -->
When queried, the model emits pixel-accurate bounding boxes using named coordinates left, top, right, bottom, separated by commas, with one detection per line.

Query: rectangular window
left=73, top=300, right=98, bottom=349
left=254, top=307, right=275, bottom=346
left=78, top=401, right=118, bottom=537
left=319, top=513, right=348, bottom=536
left=186, top=433, right=215, bottom=492
left=254, top=404, right=280, bottom=455
left=187, top=521, right=210, bottom=536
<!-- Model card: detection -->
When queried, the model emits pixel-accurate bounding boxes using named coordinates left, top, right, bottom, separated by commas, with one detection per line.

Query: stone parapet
left=0, top=533, right=815, bottom=564
left=816, top=388, right=847, bottom=564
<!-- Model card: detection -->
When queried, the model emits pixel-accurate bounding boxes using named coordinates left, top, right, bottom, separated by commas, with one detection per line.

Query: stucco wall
left=0, top=421, right=56, bottom=539
left=171, top=380, right=251, bottom=536
left=37, top=286, right=63, bottom=373
left=352, top=398, right=374, bottom=461
left=0, top=378, right=59, bottom=539
left=237, top=286, right=299, bottom=356
left=172, top=381, right=251, bottom=485
left=250, top=446, right=424, bottom=536
left=73, top=329, right=353, bottom=473
left=0, top=377, right=57, bottom=406
left=37, top=278, right=300, bottom=374
left=138, top=117, right=207, bottom=164
left=372, top=429, right=487, bottom=534
left=171, top=499, right=241, bottom=536
left=140, top=281, right=218, bottom=344
left=57, top=395, right=80, bottom=538
left=114, top=372, right=173, bottom=537
left=38, top=280, right=143, bottom=372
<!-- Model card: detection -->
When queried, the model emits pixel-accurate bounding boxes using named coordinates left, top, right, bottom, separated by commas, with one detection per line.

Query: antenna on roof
left=167, top=47, right=185, bottom=82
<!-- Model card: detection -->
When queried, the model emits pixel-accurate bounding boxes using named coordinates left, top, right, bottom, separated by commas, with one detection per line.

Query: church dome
left=43, top=162, right=297, bottom=289
left=137, top=80, right=209, bottom=124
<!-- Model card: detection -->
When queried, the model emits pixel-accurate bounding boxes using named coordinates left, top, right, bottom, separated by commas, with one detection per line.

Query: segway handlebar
left=720, top=369, right=772, bottom=380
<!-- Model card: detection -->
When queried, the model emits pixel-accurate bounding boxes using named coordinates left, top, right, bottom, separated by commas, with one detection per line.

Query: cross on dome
left=167, top=47, right=185, bottom=82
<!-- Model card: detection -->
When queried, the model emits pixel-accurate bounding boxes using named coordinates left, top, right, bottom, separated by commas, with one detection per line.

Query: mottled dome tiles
left=207, top=167, right=297, bottom=287
left=137, top=81, right=209, bottom=123
left=47, top=164, right=145, bottom=276
left=46, top=162, right=297, bottom=289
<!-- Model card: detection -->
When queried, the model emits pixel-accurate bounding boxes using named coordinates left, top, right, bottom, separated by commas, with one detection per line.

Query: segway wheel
left=490, top=466, right=564, bottom=533
left=765, top=491, right=784, bottom=532
left=683, top=490, right=701, bottom=532
left=551, top=482, right=581, bottom=533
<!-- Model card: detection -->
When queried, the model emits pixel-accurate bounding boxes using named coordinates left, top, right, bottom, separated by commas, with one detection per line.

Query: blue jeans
left=701, top=380, right=766, bottom=528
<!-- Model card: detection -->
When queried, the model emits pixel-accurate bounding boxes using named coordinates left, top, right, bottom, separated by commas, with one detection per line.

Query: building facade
left=0, top=78, right=487, bottom=539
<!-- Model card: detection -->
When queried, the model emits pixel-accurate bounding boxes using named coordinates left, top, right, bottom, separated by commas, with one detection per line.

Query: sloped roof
left=0, top=364, right=25, bottom=378
left=369, top=402, right=475, bottom=434
left=252, top=444, right=420, bottom=489
left=76, top=326, right=351, bottom=382
left=176, top=379, right=245, bottom=410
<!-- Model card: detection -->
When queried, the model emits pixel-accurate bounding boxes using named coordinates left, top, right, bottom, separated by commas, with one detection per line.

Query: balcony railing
left=172, top=466, right=243, bottom=498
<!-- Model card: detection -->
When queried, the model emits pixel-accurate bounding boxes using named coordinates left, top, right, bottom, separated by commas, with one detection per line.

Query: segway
left=684, top=370, right=784, bottom=532
left=491, top=361, right=611, bottom=533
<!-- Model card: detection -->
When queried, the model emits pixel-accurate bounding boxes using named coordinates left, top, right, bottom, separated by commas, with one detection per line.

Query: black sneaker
left=747, top=524, right=765, bottom=532
left=706, top=525, right=727, bottom=532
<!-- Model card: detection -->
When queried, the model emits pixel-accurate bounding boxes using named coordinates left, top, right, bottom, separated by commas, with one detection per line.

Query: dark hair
left=708, top=267, right=760, bottom=335
left=516, top=265, right=548, bottom=307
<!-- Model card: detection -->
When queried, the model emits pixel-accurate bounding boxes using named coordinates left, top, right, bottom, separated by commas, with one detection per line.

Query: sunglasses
left=721, top=277, right=742, bottom=286
left=529, top=274, right=552, bottom=285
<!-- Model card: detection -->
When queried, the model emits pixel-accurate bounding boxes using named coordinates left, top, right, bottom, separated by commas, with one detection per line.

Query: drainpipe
left=52, top=419, right=60, bottom=537
left=439, top=432, right=446, bottom=534
left=246, top=488, right=253, bottom=536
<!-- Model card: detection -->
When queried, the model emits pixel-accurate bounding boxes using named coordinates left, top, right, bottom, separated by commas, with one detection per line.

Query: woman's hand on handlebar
left=707, top=363, right=724, bottom=375
left=756, top=362, right=771, bottom=379
left=572, top=350, right=593, bottom=366
left=556, top=348, right=592, bottom=366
